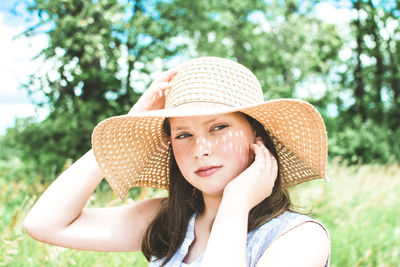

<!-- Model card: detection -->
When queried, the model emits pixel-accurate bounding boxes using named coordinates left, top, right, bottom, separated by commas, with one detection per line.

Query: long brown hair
left=141, top=113, right=292, bottom=264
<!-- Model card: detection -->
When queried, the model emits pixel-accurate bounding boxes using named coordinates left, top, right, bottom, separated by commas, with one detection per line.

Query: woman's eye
left=175, top=133, right=192, bottom=139
left=212, top=124, right=228, bottom=131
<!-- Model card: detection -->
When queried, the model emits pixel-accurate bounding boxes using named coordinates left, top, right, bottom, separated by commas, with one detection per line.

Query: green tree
left=331, top=0, right=400, bottom=163
left=11, top=0, right=185, bottom=180
left=9, top=0, right=344, bottom=181
left=158, top=0, right=342, bottom=100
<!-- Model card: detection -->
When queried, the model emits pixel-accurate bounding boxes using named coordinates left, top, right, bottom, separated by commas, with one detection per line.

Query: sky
left=0, top=0, right=354, bottom=135
left=0, top=1, right=48, bottom=135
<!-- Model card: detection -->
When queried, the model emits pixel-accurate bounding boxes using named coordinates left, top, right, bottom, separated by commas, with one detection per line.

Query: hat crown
left=165, top=57, right=264, bottom=108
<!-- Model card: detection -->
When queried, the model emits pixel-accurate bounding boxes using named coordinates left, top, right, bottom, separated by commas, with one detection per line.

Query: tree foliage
left=10, top=0, right=186, bottom=178
left=4, top=0, right=400, bottom=181
left=158, top=0, right=342, bottom=99
left=330, top=0, right=400, bottom=164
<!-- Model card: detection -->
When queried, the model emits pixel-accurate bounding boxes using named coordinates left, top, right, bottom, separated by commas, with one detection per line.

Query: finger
left=148, top=81, right=172, bottom=94
left=258, top=141, right=270, bottom=168
left=149, top=82, right=171, bottom=102
left=251, top=142, right=265, bottom=163
left=256, top=141, right=268, bottom=159
left=154, top=67, right=180, bottom=82
left=261, top=145, right=277, bottom=180
left=257, top=141, right=276, bottom=175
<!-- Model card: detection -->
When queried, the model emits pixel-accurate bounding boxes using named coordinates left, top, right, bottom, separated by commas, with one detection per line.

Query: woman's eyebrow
left=204, top=117, right=219, bottom=125
left=171, top=118, right=220, bottom=132
left=171, top=126, right=189, bottom=131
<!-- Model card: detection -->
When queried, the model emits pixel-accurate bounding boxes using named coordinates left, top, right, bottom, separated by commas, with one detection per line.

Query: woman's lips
left=195, top=166, right=222, bottom=177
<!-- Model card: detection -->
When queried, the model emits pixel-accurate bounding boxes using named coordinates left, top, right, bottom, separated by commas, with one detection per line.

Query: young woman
left=24, top=57, right=330, bottom=266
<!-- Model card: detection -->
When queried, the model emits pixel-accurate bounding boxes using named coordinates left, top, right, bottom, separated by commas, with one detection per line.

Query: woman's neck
left=199, top=193, right=223, bottom=229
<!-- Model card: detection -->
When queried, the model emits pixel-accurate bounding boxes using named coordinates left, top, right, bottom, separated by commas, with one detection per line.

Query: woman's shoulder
left=252, top=211, right=327, bottom=232
left=263, top=211, right=330, bottom=248
left=246, top=211, right=330, bottom=267
left=249, top=211, right=312, bottom=235
left=248, top=211, right=330, bottom=246
left=254, top=212, right=330, bottom=266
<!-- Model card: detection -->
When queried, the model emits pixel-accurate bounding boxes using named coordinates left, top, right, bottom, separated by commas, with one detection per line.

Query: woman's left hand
left=223, top=140, right=278, bottom=211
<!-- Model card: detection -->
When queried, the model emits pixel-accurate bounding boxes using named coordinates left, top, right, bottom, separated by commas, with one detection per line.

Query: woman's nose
left=192, top=137, right=213, bottom=159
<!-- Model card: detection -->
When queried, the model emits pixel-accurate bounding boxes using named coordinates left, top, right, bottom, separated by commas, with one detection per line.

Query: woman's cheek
left=173, top=145, right=191, bottom=174
left=232, top=134, right=253, bottom=165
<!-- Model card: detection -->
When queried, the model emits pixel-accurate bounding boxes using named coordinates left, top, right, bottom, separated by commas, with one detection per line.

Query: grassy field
left=1, top=157, right=399, bottom=266
left=290, top=159, right=400, bottom=267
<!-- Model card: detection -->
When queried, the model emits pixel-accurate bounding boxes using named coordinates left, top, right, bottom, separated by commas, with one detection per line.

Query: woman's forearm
left=23, top=149, right=104, bottom=239
left=201, top=195, right=249, bottom=267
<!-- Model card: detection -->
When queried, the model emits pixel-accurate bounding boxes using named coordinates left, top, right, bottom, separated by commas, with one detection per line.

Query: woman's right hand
left=128, top=68, right=179, bottom=114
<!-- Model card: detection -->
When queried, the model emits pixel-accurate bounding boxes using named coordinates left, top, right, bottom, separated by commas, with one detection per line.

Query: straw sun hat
left=92, top=57, right=327, bottom=200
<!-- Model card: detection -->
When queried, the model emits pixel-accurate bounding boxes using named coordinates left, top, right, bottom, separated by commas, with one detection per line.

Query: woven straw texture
left=92, top=57, right=327, bottom=200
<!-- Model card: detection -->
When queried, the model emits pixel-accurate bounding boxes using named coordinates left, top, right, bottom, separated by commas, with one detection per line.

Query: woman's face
left=169, top=112, right=256, bottom=197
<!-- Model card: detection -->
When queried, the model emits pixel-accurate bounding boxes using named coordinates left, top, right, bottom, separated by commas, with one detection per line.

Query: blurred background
left=0, top=0, right=399, bottom=266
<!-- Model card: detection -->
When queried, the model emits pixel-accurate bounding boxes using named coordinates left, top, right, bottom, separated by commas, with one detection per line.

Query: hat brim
left=92, top=98, right=327, bottom=200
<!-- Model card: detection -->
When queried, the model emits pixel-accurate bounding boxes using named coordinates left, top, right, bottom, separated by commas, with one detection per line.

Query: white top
left=149, top=211, right=330, bottom=267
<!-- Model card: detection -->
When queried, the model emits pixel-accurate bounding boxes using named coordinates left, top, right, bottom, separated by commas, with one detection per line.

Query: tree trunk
left=353, top=0, right=367, bottom=122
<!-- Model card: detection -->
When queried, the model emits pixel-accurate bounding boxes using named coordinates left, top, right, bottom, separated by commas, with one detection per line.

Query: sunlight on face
left=169, top=112, right=256, bottom=196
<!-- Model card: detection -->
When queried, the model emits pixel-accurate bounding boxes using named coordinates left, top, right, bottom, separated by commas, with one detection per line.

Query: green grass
left=0, top=157, right=148, bottom=267
left=1, top=156, right=399, bottom=266
left=290, top=159, right=400, bottom=267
